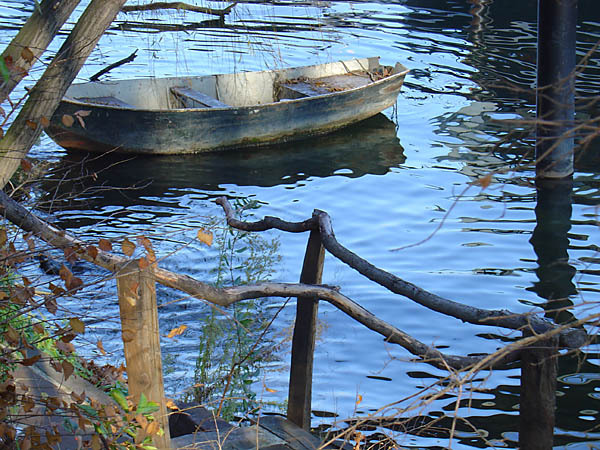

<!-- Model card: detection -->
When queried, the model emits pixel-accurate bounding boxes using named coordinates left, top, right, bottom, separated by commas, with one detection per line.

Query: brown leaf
left=66, top=275, right=83, bottom=292
left=25, top=120, right=37, bottom=130
left=477, top=173, right=493, bottom=190
left=86, top=245, right=98, bottom=260
left=98, top=238, right=112, bottom=251
left=138, top=256, right=149, bottom=270
left=44, top=296, right=58, bottom=315
left=196, top=229, right=213, bottom=246
left=20, top=354, right=41, bottom=367
left=62, top=360, right=74, bottom=381
left=20, top=158, right=32, bottom=172
left=32, top=323, right=45, bottom=335
left=61, top=114, right=74, bottom=127
left=69, top=318, right=85, bottom=334
left=135, top=414, right=148, bottom=429
left=63, top=247, right=78, bottom=264
left=55, top=340, right=74, bottom=354
left=121, top=238, right=136, bottom=257
left=20, top=47, right=34, bottom=63
left=40, top=116, right=50, bottom=128
left=166, top=324, right=187, bottom=338
left=96, top=339, right=106, bottom=356
left=4, top=325, right=20, bottom=345
left=59, top=264, right=73, bottom=283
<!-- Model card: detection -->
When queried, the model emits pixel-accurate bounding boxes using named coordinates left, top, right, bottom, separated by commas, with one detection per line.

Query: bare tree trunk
left=0, top=0, right=127, bottom=189
left=0, top=0, right=81, bottom=104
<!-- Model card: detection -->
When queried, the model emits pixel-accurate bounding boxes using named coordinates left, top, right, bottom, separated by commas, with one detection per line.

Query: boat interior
left=64, top=57, right=406, bottom=111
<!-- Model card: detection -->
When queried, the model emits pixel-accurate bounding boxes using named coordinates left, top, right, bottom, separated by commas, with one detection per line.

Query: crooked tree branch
left=0, top=189, right=498, bottom=371
left=215, top=197, right=587, bottom=349
left=89, top=49, right=138, bottom=82
left=121, top=2, right=237, bottom=17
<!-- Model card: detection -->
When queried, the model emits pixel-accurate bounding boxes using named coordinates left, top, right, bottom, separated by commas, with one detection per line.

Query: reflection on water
left=3, top=0, right=600, bottom=447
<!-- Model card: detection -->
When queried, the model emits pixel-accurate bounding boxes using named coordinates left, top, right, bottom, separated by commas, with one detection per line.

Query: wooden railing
left=0, top=191, right=588, bottom=450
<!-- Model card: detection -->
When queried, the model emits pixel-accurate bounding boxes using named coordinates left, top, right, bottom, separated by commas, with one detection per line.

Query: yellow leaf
left=121, top=238, right=136, bottom=257
left=97, top=339, right=106, bottom=356
left=196, top=229, right=213, bottom=246
left=145, top=420, right=160, bottom=436
left=165, top=399, right=179, bottom=410
left=69, top=318, right=85, bottom=334
left=263, top=382, right=277, bottom=393
left=356, top=394, right=363, bottom=406
left=167, top=324, right=187, bottom=338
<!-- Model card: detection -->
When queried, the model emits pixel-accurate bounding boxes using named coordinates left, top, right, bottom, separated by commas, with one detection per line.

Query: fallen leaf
left=69, top=318, right=85, bottom=334
left=25, top=120, right=36, bottom=130
left=63, top=246, right=78, bottom=264
left=477, top=173, right=493, bottom=190
left=40, top=116, right=50, bottom=128
left=121, top=238, right=135, bottom=257
left=61, top=114, right=74, bottom=127
left=166, top=324, right=187, bottom=338
left=98, top=238, right=112, bottom=251
left=196, top=229, right=213, bottom=246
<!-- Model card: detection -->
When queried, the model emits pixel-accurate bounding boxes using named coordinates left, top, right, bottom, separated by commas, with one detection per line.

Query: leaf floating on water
left=62, top=114, right=74, bottom=127
left=196, top=229, right=213, bottom=246
left=121, top=238, right=136, bottom=257
left=167, top=324, right=187, bottom=338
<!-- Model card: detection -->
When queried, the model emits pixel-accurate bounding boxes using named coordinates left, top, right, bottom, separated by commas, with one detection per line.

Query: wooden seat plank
left=75, top=96, right=134, bottom=108
left=171, top=86, right=229, bottom=108
left=254, top=415, right=321, bottom=450
left=279, top=73, right=371, bottom=101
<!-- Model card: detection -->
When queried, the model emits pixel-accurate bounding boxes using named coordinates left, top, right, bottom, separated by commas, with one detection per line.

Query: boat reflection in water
left=41, top=113, right=404, bottom=217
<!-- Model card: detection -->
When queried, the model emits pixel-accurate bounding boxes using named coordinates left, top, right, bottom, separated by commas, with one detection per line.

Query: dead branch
left=0, top=189, right=507, bottom=371
left=216, top=197, right=587, bottom=349
left=121, top=2, right=236, bottom=17
left=89, top=49, right=138, bottom=82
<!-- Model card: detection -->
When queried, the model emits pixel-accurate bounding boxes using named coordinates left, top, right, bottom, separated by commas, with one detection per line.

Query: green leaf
left=0, top=59, right=10, bottom=83
left=136, top=393, right=159, bottom=415
left=78, top=404, right=99, bottom=418
left=110, top=387, right=129, bottom=412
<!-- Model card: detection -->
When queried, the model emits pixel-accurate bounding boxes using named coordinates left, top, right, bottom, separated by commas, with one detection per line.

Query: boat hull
left=45, top=58, right=408, bottom=154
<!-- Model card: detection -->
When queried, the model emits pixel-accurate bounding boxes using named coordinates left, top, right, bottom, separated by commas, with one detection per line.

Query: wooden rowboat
left=45, top=57, right=409, bottom=154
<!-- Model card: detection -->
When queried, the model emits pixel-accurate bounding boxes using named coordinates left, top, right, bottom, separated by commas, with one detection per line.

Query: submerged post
left=116, top=261, right=171, bottom=449
left=287, top=229, right=325, bottom=430
left=536, top=0, right=577, bottom=178
left=519, top=332, right=559, bottom=450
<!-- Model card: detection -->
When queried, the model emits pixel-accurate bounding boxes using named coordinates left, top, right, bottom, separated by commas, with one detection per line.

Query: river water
left=2, top=0, right=600, bottom=448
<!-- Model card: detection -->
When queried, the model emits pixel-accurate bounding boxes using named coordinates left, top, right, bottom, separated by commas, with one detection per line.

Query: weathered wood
left=287, top=229, right=324, bottom=430
left=116, top=261, right=171, bottom=449
left=0, top=190, right=585, bottom=370
left=171, top=86, right=229, bottom=108
left=74, top=96, right=134, bottom=108
left=0, top=0, right=128, bottom=189
left=0, top=0, right=81, bottom=103
left=519, top=333, right=558, bottom=450
left=257, top=415, right=321, bottom=450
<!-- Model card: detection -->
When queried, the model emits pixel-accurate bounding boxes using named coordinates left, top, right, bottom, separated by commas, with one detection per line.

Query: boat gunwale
left=61, top=64, right=410, bottom=113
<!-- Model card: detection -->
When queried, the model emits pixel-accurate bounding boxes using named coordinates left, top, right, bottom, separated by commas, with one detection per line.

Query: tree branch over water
left=216, top=197, right=587, bottom=349
left=121, top=2, right=237, bottom=17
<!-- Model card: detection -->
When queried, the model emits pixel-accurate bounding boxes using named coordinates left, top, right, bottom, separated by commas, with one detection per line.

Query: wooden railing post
left=519, top=332, right=558, bottom=450
left=287, top=229, right=325, bottom=430
left=116, top=260, right=171, bottom=449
